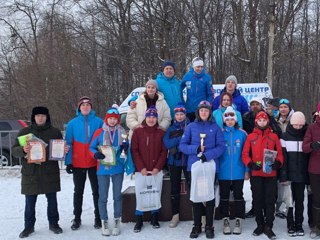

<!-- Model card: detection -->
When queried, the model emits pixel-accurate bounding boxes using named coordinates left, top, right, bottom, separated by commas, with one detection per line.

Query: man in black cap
left=12, top=106, right=67, bottom=238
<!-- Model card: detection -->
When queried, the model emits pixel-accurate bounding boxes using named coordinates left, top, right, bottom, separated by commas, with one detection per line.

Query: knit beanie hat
left=279, top=98, right=292, bottom=110
left=78, top=96, right=92, bottom=110
left=290, top=111, right=306, bottom=125
left=104, top=106, right=120, bottom=124
left=31, top=106, right=51, bottom=124
left=225, top=75, right=238, bottom=87
left=220, top=92, right=233, bottom=106
left=162, top=60, right=176, bottom=71
left=145, top=79, right=158, bottom=89
left=145, top=106, right=158, bottom=118
left=255, top=111, right=269, bottom=124
left=128, top=95, right=138, bottom=106
left=174, top=102, right=186, bottom=114
left=192, top=57, right=204, bottom=67
left=223, top=106, right=237, bottom=122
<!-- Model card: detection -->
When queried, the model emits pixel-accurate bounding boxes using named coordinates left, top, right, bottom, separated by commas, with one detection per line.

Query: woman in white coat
left=126, top=80, right=171, bottom=138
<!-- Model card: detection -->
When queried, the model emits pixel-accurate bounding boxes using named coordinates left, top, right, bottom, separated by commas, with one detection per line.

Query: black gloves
left=197, top=145, right=201, bottom=154
left=119, top=142, right=129, bottom=154
left=271, top=160, right=282, bottom=170
left=200, top=154, right=207, bottom=163
left=248, top=162, right=262, bottom=171
left=169, top=129, right=184, bottom=138
left=311, top=141, right=320, bottom=150
left=66, top=164, right=73, bottom=174
left=94, top=152, right=105, bottom=160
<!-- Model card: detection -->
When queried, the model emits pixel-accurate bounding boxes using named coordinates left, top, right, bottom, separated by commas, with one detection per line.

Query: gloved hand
left=66, top=164, right=73, bottom=174
left=197, top=145, right=201, bottom=154
left=94, top=152, right=106, bottom=160
left=271, top=160, right=282, bottom=170
left=311, top=141, right=320, bottom=150
left=169, top=129, right=184, bottom=138
left=200, top=154, right=207, bottom=163
left=119, top=141, right=129, bottom=154
left=248, top=162, right=262, bottom=171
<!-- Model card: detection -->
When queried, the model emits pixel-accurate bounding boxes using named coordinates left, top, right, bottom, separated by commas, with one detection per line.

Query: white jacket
left=126, top=92, right=171, bottom=138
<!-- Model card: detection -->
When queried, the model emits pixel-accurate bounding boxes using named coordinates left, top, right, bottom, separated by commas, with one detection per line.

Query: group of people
left=11, top=57, right=320, bottom=240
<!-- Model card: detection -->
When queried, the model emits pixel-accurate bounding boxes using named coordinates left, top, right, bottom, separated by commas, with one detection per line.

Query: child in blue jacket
left=218, top=106, right=248, bottom=235
left=90, top=106, right=132, bottom=236
left=163, top=103, right=190, bottom=228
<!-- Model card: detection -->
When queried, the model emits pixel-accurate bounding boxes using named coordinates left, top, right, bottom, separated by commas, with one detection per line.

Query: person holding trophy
left=89, top=106, right=131, bottom=236
left=179, top=100, right=225, bottom=239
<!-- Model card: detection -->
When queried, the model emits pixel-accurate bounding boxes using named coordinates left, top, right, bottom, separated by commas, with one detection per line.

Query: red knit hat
left=255, top=111, right=269, bottom=124
left=104, top=107, right=120, bottom=125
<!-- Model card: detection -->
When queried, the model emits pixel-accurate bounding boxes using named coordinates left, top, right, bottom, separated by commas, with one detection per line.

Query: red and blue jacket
left=65, top=110, right=103, bottom=168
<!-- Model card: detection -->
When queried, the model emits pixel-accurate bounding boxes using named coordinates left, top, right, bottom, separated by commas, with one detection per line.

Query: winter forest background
left=0, top=0, right=319, bottom=128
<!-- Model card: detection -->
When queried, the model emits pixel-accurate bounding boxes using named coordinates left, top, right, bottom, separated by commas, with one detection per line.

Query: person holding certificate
left=65, top=96, right=104, bottom=230
left=12, top=106, right=67, bottom=238
left=89, top=106, right=131, bottom=236
left=242, top=111, right=284, bottom=240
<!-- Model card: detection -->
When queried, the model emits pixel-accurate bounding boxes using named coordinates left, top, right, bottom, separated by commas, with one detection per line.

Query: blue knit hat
left=174, top=102, right=186, bottom=114
left=145, top=106, right=158, bottom=118
left=162, top=60, right=176, bottom=71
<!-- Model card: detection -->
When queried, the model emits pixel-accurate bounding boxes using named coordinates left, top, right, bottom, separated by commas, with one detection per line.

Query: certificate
left=49, top=139, right=66, bottom=161
left=98, top=146, right=116, bottom=166
left=27, top=140, right=46, bottom=163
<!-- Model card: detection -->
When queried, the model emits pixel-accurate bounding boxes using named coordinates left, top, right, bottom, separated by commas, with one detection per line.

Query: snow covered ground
left=0, top=167, right=312, bottom=240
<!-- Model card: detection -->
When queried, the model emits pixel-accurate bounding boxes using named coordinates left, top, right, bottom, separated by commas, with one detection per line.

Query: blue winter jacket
left=179, top=119, right=225, bottom=172
left=89, top=127, right=134, bottom=176
left=213, top=88, right=249, bottom=115
left=156, top=72, right=183, bottom=118
left=163, top=118, right=190, bottom=166
left=181, top=68, right=214, bottom=113
left=65, top=110, right=104, bottom=167
left=218, top=126, right=249, bottom=180
left=213, top=107, right=243, bottom=129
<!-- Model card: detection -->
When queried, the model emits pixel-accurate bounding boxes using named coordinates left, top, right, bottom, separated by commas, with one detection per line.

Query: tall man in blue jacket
left=65, top=96, right=104, bottom=230
left=181, top=57, right=214, bottom=122
left=156, top=60, right=183, bottom=118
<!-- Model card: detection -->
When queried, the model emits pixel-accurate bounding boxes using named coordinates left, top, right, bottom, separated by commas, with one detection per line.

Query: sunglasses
left=279, top=99, right=290, bottom=104
left=199, top=100, right=211, bottom=106
left=106, top=108, right=119, bottom=115
left=174, top=107, right=186, bottom=112
left=224, top=112, right=235, bottom=117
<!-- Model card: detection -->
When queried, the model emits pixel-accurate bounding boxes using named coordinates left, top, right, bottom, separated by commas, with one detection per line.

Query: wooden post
left=266, top=0, right=276, bottom=89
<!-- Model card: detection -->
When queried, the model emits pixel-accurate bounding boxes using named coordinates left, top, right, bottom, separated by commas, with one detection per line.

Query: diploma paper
left=99, top=146, right=116, bottom=166
left=49, top=140, right=66, bottom=160
left=30, top=142, right=44, bottom=160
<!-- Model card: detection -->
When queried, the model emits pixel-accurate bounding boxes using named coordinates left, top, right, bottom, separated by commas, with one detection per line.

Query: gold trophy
left=198, top=133, right=206, bottom=157
left=120, top=133, right=128, bottom=158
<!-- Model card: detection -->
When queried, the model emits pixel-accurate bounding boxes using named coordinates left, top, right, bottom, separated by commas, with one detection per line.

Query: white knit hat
left=192, top=57, right=204, bottom=67
left=223, top=106, right=237, bottom=122
left=290, top=111, right=306, bottom=125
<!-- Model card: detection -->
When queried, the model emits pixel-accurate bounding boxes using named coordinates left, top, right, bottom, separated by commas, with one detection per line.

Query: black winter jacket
left=12, top=122, right=62, bottom=195
left=279, top=123, right=309, bottom=183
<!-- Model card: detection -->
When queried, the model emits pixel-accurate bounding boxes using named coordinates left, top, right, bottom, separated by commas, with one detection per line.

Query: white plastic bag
left=190, top=160, right=216, bottom=203
left=135, top=171, right=163, bottom=211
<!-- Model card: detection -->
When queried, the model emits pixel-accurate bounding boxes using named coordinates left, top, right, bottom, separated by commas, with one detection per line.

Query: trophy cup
left=120, top=133, right=128, bottom=158
left=198, top=133, right=206, bottom=157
